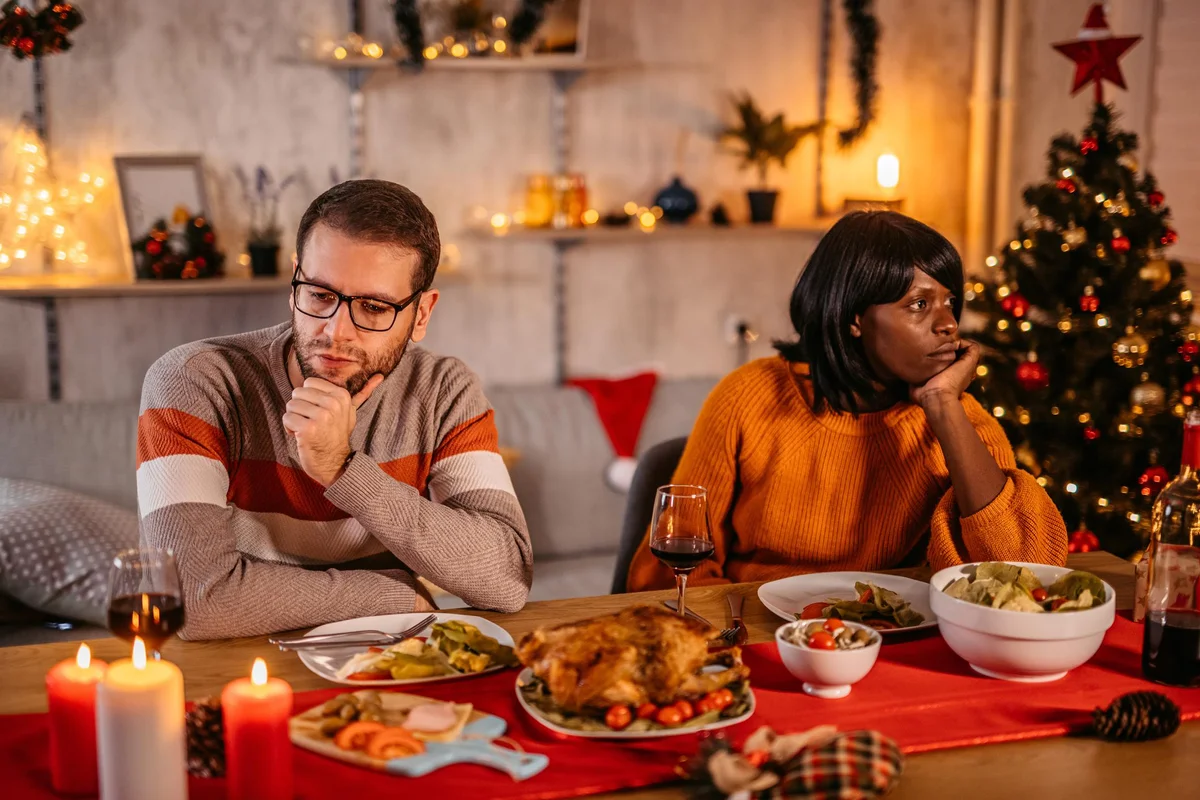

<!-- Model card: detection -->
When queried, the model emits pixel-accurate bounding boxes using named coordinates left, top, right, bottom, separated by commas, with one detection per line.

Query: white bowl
left=775, top=620, right=882, bottom=699
left=929, top=562, right=1116, bottom=682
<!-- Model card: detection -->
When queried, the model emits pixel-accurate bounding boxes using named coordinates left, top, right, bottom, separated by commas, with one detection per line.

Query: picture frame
left=113, top=154, right=209, bottom=277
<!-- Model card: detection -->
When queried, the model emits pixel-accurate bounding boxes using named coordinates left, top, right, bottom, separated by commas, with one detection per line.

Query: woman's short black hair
left=774, top=210, right=964, bottom=414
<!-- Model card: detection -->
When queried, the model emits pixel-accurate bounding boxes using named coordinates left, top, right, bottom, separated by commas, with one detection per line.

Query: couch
left=0, top=377, right=716, bottom=643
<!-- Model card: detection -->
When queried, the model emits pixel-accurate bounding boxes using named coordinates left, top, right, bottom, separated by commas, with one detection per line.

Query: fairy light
left=1066, top=483, right=1079, bottom=494
left=976, top=365, right=989, bottom=377
left=997, top=319, right=1010, bottom=331
left=992, top=406, right=1005, bottom=418
left=0, top=120, right=102, bottom=272
left=985, top=256, right=998, bottom=267
left=1020, top=321, right=1033, bottom=332
left=1098, top=498, right=1110, bottom=508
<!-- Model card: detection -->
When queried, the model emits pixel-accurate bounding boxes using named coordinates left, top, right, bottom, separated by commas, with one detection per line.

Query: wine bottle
left=1142, top=408, right=1200, bottom=687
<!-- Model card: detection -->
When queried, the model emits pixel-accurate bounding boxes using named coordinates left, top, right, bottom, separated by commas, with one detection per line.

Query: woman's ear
left=850, top=314, right=863, bottom=338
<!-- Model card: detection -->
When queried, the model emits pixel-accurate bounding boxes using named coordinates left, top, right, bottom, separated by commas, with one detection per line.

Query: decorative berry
left=1092, top=692, right=1181, bottom=742
left=1083, top=425, right=1101, bottom=441
left=1080, top=295, right=1100, bottom=313
left=1056, top=178, right=1077, bottom=193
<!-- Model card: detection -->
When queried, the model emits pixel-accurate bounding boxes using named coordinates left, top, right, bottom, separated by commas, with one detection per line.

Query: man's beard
left=293, top=313, right=415, bottom=396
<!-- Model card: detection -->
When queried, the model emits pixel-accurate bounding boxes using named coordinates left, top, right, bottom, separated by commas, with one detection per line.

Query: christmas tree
left=966, top=102, right=1191, bottom=558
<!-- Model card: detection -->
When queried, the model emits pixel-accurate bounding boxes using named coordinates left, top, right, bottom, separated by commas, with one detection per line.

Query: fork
left=269, top=613, right=437, bottom=651
left=660, top=601, right=739, bottom=643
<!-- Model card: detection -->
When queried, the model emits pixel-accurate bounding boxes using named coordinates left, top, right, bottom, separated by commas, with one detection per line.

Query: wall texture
left=1, top=0, right=980, bottom=399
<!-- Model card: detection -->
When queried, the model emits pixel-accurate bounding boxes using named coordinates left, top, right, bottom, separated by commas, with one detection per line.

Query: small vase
left=747, top=190, right=778, bottom=224
left=248, top=243, right=280, bottom=277
left=653, top=176, right=699, bottom=224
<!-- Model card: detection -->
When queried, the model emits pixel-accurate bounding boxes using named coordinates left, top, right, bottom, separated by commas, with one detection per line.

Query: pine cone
left=1092, top=691, right=1181, bottom=742
left=185, top=697, right=226, bottom=778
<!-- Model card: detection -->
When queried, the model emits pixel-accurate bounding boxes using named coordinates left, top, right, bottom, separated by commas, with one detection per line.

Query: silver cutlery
left=661, top=600, right=739, bottom=643
left=726, top=592, right=749, bottom=645
left=269, top=613, right=437, bottom=651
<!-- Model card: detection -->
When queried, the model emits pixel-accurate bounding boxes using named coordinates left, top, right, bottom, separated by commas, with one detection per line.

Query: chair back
left=610, top=436, right=688, bottom=593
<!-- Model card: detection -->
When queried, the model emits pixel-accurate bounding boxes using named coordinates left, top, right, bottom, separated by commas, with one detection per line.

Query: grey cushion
left=0, top=479, right=139, bottom=624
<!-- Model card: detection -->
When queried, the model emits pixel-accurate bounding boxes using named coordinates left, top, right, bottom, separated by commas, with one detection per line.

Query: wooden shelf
left=290, top=54, right=647, bottom=73
left=464, top=221, right=831, bottom=244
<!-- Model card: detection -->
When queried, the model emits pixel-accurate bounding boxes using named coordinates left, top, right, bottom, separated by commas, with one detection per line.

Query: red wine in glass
left=649, top=485, right=713, bottom=618
left=107, top=592, right=186, bottom=654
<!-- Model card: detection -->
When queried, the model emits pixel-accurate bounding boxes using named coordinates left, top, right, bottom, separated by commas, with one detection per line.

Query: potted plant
left=721, top=93, right=819, bottom=224
left=236, top=166, right=299, bottom=276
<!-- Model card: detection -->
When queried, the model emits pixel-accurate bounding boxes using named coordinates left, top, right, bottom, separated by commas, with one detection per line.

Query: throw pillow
left=0, top=479, right=139, bottom=626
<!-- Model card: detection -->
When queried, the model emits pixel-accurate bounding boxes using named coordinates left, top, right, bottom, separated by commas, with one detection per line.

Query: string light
left=0, top=120, right=101, bottom=273
left=985, top=256, right=998, bottom=267
left=976, top=365, right=989, bottom=377
left=1066, top=483, right=1079, bottom=494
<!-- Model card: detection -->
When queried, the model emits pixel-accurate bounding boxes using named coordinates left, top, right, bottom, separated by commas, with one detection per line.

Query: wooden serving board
left=289, top=690, right=549, bottom=780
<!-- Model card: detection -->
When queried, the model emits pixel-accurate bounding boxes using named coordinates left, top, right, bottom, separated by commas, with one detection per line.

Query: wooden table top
left=1, top=551, right=1191, bottom=799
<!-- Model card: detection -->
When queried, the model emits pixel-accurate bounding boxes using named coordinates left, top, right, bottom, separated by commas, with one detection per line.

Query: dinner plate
left=296, top=612, right=516, bottom=687
left=515, top=667, right=756, bottom=739
left=757, top=572, right=938, bottom=634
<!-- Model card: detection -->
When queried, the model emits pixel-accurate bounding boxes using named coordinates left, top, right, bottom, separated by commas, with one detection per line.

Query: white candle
left=96, top=637, right=188, bottom=800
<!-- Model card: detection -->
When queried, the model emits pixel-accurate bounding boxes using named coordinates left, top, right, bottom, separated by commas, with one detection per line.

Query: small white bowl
left=775, top=620, right=882, bottom=699
left=929, top=562, right=1116, bottom=682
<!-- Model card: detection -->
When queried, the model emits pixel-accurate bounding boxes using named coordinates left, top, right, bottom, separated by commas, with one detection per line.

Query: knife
left=661, top=600, right=715, bottom=628
left=726, top=593, right=748, bottom=645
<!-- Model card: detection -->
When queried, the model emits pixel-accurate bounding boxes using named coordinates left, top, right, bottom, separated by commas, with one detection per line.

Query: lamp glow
left=876, top=154, right=900, bottom=190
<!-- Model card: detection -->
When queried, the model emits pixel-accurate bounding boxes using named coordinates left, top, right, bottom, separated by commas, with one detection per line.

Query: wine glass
left=106, top=548, right=185, bottom=658
left=649, top=485, right=714, bottom=618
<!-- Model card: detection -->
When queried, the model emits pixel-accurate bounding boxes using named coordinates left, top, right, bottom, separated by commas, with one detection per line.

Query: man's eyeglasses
left=291, top=266, right=423, bottom=332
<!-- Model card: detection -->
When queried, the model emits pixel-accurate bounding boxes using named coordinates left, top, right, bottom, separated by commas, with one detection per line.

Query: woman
left=627, top=211, right=1067, bottom=591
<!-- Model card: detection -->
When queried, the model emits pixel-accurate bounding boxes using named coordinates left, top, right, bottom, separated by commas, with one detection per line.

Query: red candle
left=221, top=658, right=293, bottom=800
left=45, top=643, right=108, bottom=795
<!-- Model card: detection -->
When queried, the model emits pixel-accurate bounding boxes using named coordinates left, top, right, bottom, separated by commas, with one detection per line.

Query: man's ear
left=410, top=289, right=440, bottom=343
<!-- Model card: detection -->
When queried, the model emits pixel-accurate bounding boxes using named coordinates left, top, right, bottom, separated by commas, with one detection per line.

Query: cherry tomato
left=800, top=602, right=829, bottom=620
left=711, top=688, right=735, bottom=710
left=1051, top=598, right=1067, bottom=611
left=745, top=750, right=770, bottom=768
left=605, top=705, right=633, bottom=731
left=655, top=706, right=684, bottom=726
left=694, top=696, right=716, bottom=715
left=823, top=618, right=846, bottom=634
left=807, top=631, right=838, bottom=650
left=635, top=703, right=658, bottom=720
left=858, top=588, right=874, bottom=604
left=674, top=700, right=695, bottom=721
left=1032, top=588, right=1048, bottom=603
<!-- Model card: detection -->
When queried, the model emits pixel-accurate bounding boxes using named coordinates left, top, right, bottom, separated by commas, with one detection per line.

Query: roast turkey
left=515, top=605, right=750, bottom=712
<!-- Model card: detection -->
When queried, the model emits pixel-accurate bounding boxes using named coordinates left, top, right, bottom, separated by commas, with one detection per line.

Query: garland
left=391, top=0, right=551, bottom=69
left=838, top=0, right=879, bottom=147
left=0, top=0, right=83, bottom=60
left=133, top=212, right=226, bottom=281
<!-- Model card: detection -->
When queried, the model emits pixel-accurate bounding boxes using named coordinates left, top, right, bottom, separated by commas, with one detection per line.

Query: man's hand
left=283, top=375, right=384, bottom=487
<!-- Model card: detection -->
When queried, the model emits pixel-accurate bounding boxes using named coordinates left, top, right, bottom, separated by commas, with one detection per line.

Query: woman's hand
left=909, top=339, right=980, bottom=411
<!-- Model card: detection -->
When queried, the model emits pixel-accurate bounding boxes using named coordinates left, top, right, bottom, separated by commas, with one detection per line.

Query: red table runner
left=3, top=615, right=1198, bottom=800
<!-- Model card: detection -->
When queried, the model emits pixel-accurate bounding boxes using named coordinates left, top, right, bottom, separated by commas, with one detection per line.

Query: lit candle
left=96, top=637, right=187, bottom=800
left=46, top=643, right=107, bottom=795
left=221, top=658, right=293, bottom=800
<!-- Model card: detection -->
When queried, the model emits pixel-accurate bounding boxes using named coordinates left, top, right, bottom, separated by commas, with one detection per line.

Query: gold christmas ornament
left=1062, top=223, right=1088, bottom=249
left=1113, top=328, right=1150, bottom=368
left=1139, top=259, right=1172, bottom=291
left=1118, top=153, right=1139, bottom=173
left=1130, top=380, right=1166, bottom=415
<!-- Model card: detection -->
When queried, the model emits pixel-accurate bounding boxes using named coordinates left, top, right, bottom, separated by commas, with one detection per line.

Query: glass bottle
left=1142, top=408, right=1200, bottom=687
left=523, top=174, right=554, bottom=228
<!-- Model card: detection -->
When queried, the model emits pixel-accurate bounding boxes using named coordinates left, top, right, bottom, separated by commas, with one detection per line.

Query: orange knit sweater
left=627, top=357, right=1068, bottom=591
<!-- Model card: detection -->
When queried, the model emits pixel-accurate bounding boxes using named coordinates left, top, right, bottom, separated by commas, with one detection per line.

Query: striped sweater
left=627, top=357, right=1068, bottom=591
left=137, top=322, right=533, bottom=640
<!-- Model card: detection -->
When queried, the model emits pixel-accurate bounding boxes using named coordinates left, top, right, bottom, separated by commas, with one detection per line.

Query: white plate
left=515, top=667, right=755, bottom=739
left=296, top=612, right=515, bottom=687
left=757, top=572, right=938, bottom=634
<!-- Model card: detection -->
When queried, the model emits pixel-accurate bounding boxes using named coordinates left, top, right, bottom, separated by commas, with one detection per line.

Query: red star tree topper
left=1053, top=4, right=1142, bottom=104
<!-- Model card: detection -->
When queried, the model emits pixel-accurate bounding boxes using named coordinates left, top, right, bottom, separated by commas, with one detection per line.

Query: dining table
left=0, top=550, right=1193, bottom=799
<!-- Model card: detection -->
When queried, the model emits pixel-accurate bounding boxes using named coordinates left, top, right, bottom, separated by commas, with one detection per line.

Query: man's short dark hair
left=774, top=210, right=964, bottom=415
left=296, top=179, right=441, bottom=292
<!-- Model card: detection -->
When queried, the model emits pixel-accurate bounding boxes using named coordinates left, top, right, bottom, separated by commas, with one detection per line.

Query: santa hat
left=567, top=370, right=659, bottom=493
left=1076, top=3, right=1112, bottom=39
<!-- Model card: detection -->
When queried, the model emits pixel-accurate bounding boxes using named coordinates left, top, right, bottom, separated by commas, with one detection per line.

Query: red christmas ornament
left=1148, top=190, right=1165, bottom=208
left=1080, top=136, right=1099, bottom=155
left=1111, top=235, right=1131, bottom=253
left=1000, top=292, right=1030, bottom=318
left=1052, top=4, right=1142, bottom=104
left=1184, top=376, right=1200, bottom=403
left=1138, top=465, right=1171, bottom=498
left=1080, top=294, right=1100, bottom=313
left=1016, top=360, right=1051, bottom=391
left=1068, top=528, right=1101, bottom=554
left=1161, top=228, right=1178, bottom=246
left=1056, top=178, right=1078, bottom=194
left=1179, top=341, right=1199, bottom=363
left=195, top=256, right=207, bottom=269
left=1083, top=425, right=1101, bottom=441
left=204, top=231, right=215, bottom=244
left=145, top=240, right=162, bottom=256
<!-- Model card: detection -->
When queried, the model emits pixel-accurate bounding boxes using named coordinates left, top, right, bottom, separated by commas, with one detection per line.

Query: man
left=137, top=180, right=533, bottom=640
